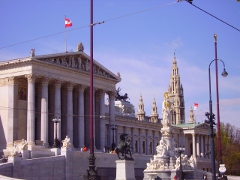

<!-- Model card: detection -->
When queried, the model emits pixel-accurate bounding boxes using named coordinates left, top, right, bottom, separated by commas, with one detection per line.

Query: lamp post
left=111, top=124, right=118, bottom=151
left=207, top=56, right=228, bottom=180
left=214, top=34, right=229, bottom=167
left=52, top=117, right=61, bottom=148
left=84, top=0, right=98, bottom=179
left=175, top=146, right=185, bottom=180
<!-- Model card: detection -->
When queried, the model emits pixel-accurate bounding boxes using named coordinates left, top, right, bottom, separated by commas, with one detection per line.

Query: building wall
left=0, top=151, right=153, bottom=180
left=0, top=86, right=8, bottom=153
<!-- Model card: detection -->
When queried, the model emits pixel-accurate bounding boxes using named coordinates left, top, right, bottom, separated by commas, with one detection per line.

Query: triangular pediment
left=32, top=51, right=121, bottom=82
left=195, top=123, right=210, bottom=130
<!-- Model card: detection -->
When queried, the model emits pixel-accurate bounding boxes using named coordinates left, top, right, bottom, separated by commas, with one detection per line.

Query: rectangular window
left=135, top=140, right=138, bottom=153
left=149, top=142, right=152, bottom=154
left=142, top=141, right=145, bottom=153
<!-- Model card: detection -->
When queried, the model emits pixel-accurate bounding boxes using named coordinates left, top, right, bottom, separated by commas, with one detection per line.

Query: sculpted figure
left=77, top=57, right=82, bottom=69
left=62, top=136, right=72, bottom=148
left=86, top=60, right=90, bottom=71
left=162, top=92, right=171, bottom=126
left=11, top=143, right=19, bottom=156
left=77, top=42, right=84, bottom=51
left=115, top=133, right=133, bottom=160
left=175, top=156, right=180, bottom=169
left=188, top=155, right=194, bottom=168
left=20, top=139, right=28, bottom=150
left=156, top=139, right=168, bottom=157
left=30, top=49, right=35, bottom=57
left=71, top=56, right=77, bottom=68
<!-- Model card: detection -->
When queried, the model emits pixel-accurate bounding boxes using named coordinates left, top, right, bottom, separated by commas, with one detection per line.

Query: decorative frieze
left=0, top=77, right=20, bottom=86
left=37, top=55, right=112, bottom=78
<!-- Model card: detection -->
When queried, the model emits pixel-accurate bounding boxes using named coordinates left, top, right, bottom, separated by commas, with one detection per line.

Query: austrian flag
left=65, top=18, right=72, bottom=28
left=194, top=103, right=198, bottom=110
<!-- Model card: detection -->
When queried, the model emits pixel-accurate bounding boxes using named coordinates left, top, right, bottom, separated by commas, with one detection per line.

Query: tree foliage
left=215, top=122, right=240, bottom=175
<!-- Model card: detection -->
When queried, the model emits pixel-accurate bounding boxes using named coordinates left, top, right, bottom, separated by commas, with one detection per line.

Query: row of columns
left=112, top=127, right=160, bottom=155
left=7, top=75, right=116, bottom=150
left=191, top=133, right=210, bottom=159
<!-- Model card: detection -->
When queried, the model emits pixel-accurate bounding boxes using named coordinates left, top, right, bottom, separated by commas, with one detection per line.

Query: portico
left=0, top=48, right=120, bottom=153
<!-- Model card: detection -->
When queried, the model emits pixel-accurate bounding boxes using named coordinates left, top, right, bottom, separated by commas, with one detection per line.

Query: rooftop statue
left=115, top=133, right=133, bottom=160
left=30, top=49, right=35, bottom=57
left=77, top=42, right=84, bottom=51
left=115, top=87, right=129, bottom=101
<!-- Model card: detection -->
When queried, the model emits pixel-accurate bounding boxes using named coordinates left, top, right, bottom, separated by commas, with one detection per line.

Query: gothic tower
left=150, top=98, right=159, bottom=123
left=167, top=54, right=185, bottom=124
left=137, top=94, right=145, bottom=121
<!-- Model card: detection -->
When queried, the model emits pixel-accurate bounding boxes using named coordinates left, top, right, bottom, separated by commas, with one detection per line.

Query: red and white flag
left=194, top=103, right=198, bottom=110
left=65, top=18, right=72, bottom=28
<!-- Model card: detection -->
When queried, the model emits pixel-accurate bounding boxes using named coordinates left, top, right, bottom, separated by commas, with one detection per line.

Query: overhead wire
left=186, top=1, right=240, bottom=32
left=0, top=0, right=239, bottom=50
left=0, top=1, right=178, bottom=50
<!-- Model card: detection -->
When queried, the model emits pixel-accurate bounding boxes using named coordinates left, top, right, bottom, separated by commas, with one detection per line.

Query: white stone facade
left=0, top=49, right=212, bottom=179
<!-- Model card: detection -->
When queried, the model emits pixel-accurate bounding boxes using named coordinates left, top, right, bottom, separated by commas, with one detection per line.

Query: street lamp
left=52, top=117, right=61, bottom=148
left=206, top=57, right=228, bottom=180
left=111, top=124, right=118, bottom=151
left=213, top=34, right=228, bottom=168
left=175, top=146, right=185, bottom=180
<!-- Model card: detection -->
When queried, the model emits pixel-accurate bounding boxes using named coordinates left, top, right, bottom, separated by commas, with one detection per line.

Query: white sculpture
left=156, top=139, right=168, bottom=157
left=11, top=143, right=19, bottom=156
left=146, top=158, right=159, bottom=170
left=162, top=92, right=172, bottom=126
left=62, top=136, right=72, bottom=148
left=20, top=139, right=28, bottom=150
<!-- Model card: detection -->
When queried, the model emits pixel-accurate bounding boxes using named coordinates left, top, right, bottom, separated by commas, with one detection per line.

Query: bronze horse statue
left=115, top=87, right=130, bottom=102
left=115, top=133, right=133, bottom=160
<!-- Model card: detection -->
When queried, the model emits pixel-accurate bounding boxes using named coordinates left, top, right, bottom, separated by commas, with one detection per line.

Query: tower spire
left=137, top=94, right=145, bottom=121
left=150, top=98, right=159, bottom=123
left=168, top=54, right=185, bottom=124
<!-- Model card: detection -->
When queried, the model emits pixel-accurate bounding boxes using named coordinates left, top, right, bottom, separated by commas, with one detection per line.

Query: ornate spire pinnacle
left=137, top=94, right=145, bottom=121
left=150, top=98, right=158, bottom=123
left=168, top=54, right=185, bottom=124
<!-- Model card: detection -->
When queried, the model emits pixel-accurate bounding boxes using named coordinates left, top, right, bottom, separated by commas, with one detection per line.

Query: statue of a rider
left=115, top=133, right=133, bottom=160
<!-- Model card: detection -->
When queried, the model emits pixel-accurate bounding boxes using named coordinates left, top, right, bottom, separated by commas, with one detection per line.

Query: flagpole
left=65, top=15, right=67, bottom=52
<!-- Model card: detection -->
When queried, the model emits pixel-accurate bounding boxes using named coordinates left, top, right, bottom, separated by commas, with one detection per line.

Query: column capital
left=53, top=79, right=63, bottom=87
left=66, top=82, right=74, bottom=90
left=25, top=74, right=37, bottom=83
left=41, top=77, right=51, bottom=85
left=108, top=91, right=116, bottom=99
left=96, top=89, right=105, bottom=96
left=7, top=77, right=18, bottom=85
left=78, top=85, right=87, bottom=93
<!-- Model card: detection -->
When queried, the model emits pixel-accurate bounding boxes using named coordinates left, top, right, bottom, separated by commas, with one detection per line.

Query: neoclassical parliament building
left=0, top=44, right=212, bottom=172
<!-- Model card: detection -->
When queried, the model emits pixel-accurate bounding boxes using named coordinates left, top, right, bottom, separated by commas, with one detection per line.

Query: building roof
left=172, top=122, right=209, bottom=129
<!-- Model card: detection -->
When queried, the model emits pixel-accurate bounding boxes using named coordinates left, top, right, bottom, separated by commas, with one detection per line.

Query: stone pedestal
left=51, top=147, right=61, bottom=156
left=8, top=156, right=23, bottom=178
left=22, top=150, right=30, bottom=159
left=61, top=147, right=73, bottom=180
left=115, top=160, right=135, bottom=180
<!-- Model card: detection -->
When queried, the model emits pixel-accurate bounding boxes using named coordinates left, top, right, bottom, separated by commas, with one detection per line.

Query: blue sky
left=0, top=0, right=240, bottom=128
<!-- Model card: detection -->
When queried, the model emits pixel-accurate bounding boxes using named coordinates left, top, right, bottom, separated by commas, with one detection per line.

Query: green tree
left=215, top=122, right=240, bottom=175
